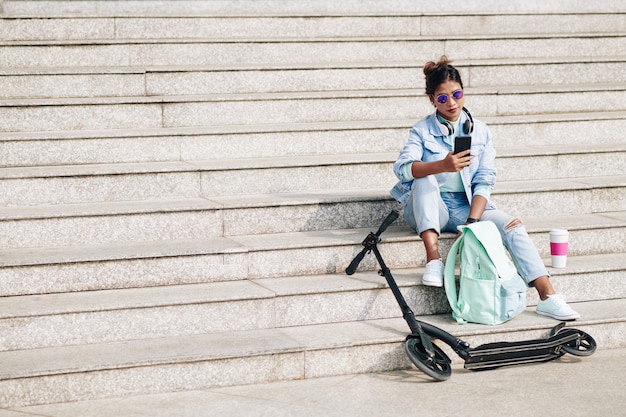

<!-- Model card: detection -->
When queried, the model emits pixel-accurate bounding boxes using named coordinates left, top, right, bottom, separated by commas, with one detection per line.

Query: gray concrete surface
left=3, top=347, right=624, bottom=417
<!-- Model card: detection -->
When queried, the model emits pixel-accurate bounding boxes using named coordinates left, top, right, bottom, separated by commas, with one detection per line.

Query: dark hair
left=423, top=55, right=464, bottom=96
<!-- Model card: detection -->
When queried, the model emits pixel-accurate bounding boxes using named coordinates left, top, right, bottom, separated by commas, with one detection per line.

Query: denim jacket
left=390, top=111, right=497, bottom=207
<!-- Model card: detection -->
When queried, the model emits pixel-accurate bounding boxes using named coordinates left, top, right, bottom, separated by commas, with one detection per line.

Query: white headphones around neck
left=435, top=107, right=474, bottom=136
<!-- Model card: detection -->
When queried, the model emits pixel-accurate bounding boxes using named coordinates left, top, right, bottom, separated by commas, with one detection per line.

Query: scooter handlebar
left=346, top=210, right=399, bottom=275
left=346, top=249, right=367, bottom=275
left=375, top=209, right=399, bottom=236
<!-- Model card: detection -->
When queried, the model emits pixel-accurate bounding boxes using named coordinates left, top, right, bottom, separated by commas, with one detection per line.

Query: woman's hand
left=441, top=150, right=472, bottom=172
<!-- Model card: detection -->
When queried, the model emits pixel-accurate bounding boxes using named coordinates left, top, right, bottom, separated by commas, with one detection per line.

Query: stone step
left=4, top=0, right=626, bottom=17
left=0, top=252, right=623, bottom=353
left=2, top=84, right=626, bottom=132
left=0, top=297, right=624, bottom=407
left=494, top=175, right=626, bottom=216
left=0, top=280, right=278, bottom=352
left=3, top=57, right=626, bottom=100
left=0, top=144, right=624, bottom=204
left=0, top=172, right=624, bottom=249
left=1, top=112, right=625, bottom=166
left=3, top=13, right=626, bottom=41
left=1, top=211, right=624, bottom=296
left=1, top=33, right=625, bottom=69
left=495, top=143, right=626, bottom=181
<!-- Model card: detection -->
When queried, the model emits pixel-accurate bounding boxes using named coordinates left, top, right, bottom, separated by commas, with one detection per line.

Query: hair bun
left=423, top=55, right=452, bottom=77
left=423, top=55, right=462, bottom=96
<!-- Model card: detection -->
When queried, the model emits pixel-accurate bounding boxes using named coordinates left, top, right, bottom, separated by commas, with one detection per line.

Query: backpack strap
left=443, top=229, right=470, bottom=324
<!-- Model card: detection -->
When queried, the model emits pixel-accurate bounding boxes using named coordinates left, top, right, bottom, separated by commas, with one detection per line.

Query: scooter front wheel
left=404, top=336, right=452, bottom=381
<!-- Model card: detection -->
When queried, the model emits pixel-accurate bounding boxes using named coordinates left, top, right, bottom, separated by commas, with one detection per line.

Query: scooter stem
left=372, top=245, right=437, bottom=356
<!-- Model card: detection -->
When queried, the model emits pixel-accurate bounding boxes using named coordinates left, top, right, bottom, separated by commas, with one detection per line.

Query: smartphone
left=454, top=135, right=472, bottom=154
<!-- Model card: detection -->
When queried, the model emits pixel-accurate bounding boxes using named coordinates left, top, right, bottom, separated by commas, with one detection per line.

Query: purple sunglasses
left=436, top=90, right=464, bottom=104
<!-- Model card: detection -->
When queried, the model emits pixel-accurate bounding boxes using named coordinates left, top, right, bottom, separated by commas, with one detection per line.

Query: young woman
left=390, top=56, right=579, bottom=321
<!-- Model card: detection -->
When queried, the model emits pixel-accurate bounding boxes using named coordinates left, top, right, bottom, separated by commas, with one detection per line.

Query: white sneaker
left=536, top=294, right=580, bottom=321
left=422, top=259, right=444, bottom=287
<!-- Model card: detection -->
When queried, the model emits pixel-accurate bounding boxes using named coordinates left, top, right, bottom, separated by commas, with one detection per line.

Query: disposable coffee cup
left=550, top=229, right=569, bottom=268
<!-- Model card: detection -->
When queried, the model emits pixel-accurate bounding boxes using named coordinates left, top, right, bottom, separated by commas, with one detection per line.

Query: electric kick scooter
left=346, top=209, right=596, bottom=381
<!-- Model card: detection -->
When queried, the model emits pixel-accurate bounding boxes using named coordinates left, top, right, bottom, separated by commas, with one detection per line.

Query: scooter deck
left=464, top=328, right=581, bottom=370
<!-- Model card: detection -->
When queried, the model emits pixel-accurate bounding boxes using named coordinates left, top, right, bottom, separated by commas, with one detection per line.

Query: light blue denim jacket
left=390, top=111, right=497, bottom=207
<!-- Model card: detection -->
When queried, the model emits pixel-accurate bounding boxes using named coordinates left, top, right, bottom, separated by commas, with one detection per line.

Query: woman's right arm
left=410, top=150, right=472, bottom=178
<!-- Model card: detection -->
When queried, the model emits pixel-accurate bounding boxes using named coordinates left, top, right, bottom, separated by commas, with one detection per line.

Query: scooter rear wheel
left=550, top=325, right=597, bottom=357
left=561, top=330, right=597, bottom=357
left=404, top=336, right=452, bottom=381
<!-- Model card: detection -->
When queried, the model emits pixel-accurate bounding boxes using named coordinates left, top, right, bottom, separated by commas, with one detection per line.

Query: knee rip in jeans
left=504, top=218, right=522, bottom=231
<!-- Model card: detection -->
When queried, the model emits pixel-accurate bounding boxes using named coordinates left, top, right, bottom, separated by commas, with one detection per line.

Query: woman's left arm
left=467, top=195, right=488, bottom=223
left=468, top=121, right=496, bottom=222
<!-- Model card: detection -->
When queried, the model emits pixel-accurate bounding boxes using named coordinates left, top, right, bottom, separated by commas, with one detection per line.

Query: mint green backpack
left=444, top=221, right=528, bottom=325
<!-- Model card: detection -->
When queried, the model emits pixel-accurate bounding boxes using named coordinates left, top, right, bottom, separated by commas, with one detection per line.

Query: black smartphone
left=454, top=135, right=472, bottom=154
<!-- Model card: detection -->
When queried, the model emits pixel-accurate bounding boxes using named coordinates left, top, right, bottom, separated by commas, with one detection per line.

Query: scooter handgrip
left=376, top=210, right=399, bottom=236
left=346, top=250, right=367, bottom=275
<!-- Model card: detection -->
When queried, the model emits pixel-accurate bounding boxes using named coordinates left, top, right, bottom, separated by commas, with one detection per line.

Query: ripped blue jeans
left=403, top=176, right=549, bottom=286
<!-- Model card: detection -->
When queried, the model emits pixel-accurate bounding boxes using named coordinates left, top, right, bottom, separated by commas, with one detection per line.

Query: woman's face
left=430, top=79, right=465, bottom=122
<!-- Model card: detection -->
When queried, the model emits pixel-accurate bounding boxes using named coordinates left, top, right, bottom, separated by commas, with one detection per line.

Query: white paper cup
left=550, top=229, right=569, bottom=268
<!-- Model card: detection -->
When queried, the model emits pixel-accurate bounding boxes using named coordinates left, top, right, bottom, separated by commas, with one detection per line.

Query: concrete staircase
left=1, top=0, right=626, bottom=407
